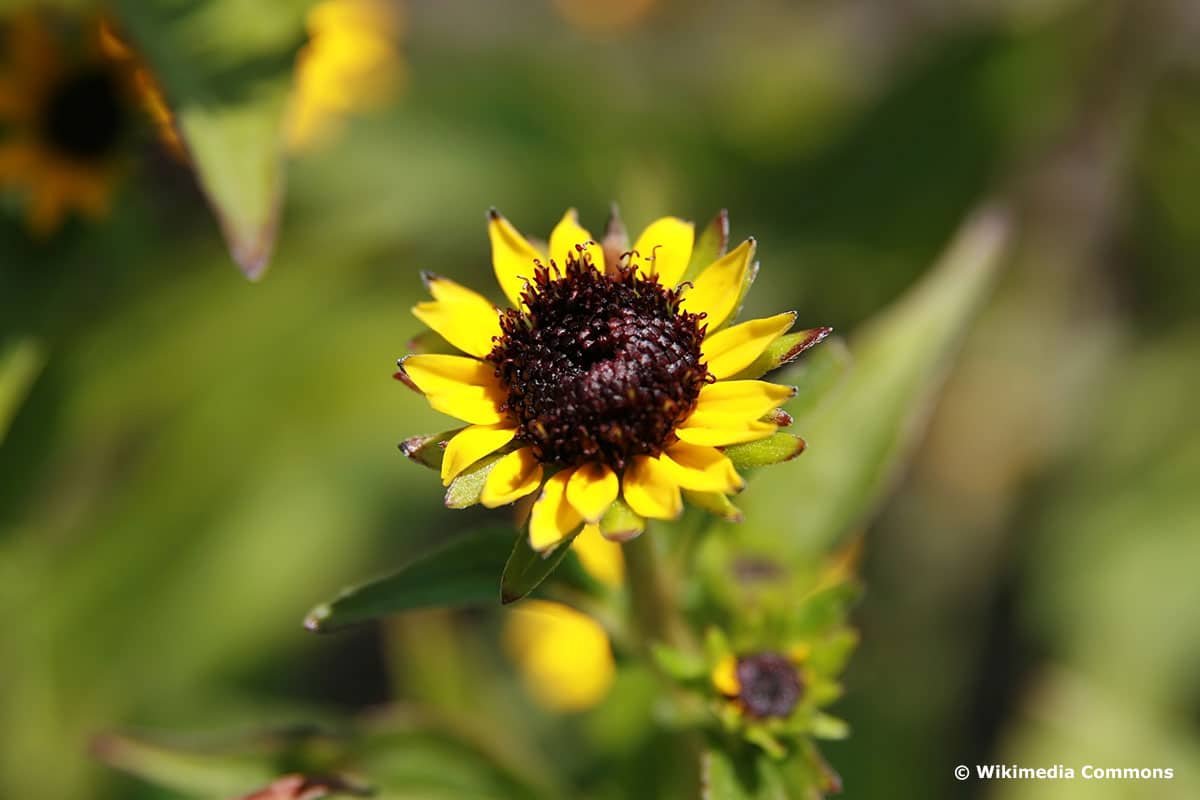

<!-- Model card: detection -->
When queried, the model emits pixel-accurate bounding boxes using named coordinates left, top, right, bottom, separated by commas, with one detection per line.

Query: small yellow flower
left=503, top=599, right=615, bottom=712
left=286, top=0, right=407, bottom=153
left=0, top=12, right=129, bottom=234
left=400, top=209, right=823, bottom=556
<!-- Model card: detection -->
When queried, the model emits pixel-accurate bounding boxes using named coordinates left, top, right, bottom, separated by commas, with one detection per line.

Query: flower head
left=0, top=12, right=131, bottom=233
left=398, top=208, right=829, bottom=553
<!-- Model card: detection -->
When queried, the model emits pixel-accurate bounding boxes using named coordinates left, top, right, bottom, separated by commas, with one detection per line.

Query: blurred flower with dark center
left=397, top=208, right=829, bottom=555
left=712, top=649, right=807, bottom=720
left=286, top=0, right=407, bottom=152
left=0, top=12, right=132, bottom=234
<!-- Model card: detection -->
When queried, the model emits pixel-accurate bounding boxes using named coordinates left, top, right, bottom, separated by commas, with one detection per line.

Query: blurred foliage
left=2, top=0, right=1200, bottom=798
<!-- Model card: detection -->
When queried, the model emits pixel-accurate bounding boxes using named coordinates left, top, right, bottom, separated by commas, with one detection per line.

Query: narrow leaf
left=304, top=528, right=514, bottom=631
left=729, top=327, right=834, bottom=381
left=599, top=497, right=645, bottom=541
left=110, top=1, right=305, bottom=279
left=398, top=428, right=462, bottom=471
left=684, top=209, right=729, bottom=281
left=501, top=531, right=578, bottom=605
left=444, top=452, right=504, bottom=508
left=737, top=205, right=1012, bottom=555
left=722, top=434, right=806, bottom=469
left=0, top=337, right=43, bottom=442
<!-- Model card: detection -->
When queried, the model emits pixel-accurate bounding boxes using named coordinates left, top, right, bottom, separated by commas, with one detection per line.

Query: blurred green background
left=2, top=0, right=1200, bottom=797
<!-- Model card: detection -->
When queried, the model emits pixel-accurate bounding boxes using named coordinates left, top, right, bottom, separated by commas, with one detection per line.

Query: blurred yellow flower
left=399, top=209, right=818, bottom=557
left=0, top=13, right=128, bottom=234
left=503, top=599, right=615, bottom=712
left=286, top=0, right=407, bottom=153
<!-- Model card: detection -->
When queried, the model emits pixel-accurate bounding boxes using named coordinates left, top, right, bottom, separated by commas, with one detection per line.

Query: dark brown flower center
left=39, top=66, right=125, bottom=162
left=736, top=652, right=803, bottom=718
left=487, top=253, right=709, bottom=469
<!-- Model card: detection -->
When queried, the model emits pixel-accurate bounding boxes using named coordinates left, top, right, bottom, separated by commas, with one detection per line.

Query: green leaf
left=723, top=434, right=807, bottom=469
left=599, top=497, right=645, bottom=540
left=399, top=428, right=462, bottom=471
left=444, top=453, right=504, bottom=508
left=0, top=337, right=43, bottom=443
left=683, top=490, right=744, bottom=522
left=304, top=528, right=515, bottom=631
left=500, top=530, right=578, bottom=605
left=729, top=328, right=835, bottom=381
left=737, top=206, right=1012, bottom=555
left=701, top=747, right=790, bottom=800
left=685, top=209, right=730, bottom=281
left=110, top=1, right=306, bottom=279
left=91, top=732, right=284, bottom=798
left=652, top=643, right=710, bottom=681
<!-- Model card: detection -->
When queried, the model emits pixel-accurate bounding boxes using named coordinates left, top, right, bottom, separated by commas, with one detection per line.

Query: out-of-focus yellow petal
left=701, top=312, right=796, bottom=379
left=632, top=216, right=693, bottom=287
left=680, top=238, right=756, bottom=329
left=412, top=275, right=501, bottom=358
left=621, top=456, right=683, bottom=520
left=440, top=423, right=516, bottom=485
left=711, top=654, right=740, bottom=696
left=548, top=208, right=603, bottom=272
left=659, top=442, right=744, bottom=493
left=481, top=447, right=544, bottom=507
left=572, top=523, right=624, bottom=587
left=529, top=469, right=583, bottom=551
left=489, top=209, right=544, bottom=306
left=504, top=599, right=614, bottom=711
left=674, top=420, right=777, bottom=446
left=688, top=380, right=795, bottom=423
left=565, top=462, right=619, bottom=523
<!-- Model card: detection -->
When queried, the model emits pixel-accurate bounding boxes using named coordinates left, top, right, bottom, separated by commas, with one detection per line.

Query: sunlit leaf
left=0, top=337, right=43, bottom=443
left=304, top=528, right=514, bottom=631
left=500, top=530, right=577, bottom=605
left=110, top=1, right=306, bottom=279
left=737, top=205, right=1012, bottom=555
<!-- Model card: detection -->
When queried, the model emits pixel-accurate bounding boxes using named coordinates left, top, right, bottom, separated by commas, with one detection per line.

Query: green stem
left=624, top=530, right=689, bottom=651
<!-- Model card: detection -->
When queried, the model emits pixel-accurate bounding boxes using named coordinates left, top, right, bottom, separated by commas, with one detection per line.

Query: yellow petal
left=565, top=462, right=619, bottom=523
left=621, top=456, right=683, bottom=520
left=689, top=380, right=795, bottom=423
left=529, top=469, right=584, bottom=551
left=659, top=442, right=744, bottom=493
left=412, top=275, right=501, bottom=358
left=572, top=523, right=624, bottom=588
left=633, top=216, right=694, bottom=287
left=481, top=447, right=544, bottom=507
left=701, top=312, right=797, bottom=379
left=426, top=386, right=507, bottom=424
left=711, top=654, right=740, bottom=696
left=441, top=423, right=516, bottom=485
left=401, top=353, right=498, bottom=394
left=674, top=420, right=777, bottom=446
left=488, top=209, right=544, bottom=306
left=680, top=238, right=756, bottom=329
left=503, top=600, right=614, bottom=711
left=548, top=208, right=603, bottom=271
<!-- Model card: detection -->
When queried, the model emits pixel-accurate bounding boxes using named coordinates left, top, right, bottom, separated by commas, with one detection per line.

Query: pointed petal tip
left=487, top=206, right=501, bottom=220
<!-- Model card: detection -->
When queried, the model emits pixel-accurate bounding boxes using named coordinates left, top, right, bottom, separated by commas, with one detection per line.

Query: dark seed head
left=38, top=66, right=125, bottom=162
left=736, top=652, right=803, bottom=718
left=487, top=253, right=709, bottom=469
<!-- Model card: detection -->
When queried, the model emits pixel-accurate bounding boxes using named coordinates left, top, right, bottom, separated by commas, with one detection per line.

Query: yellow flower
left=286, top=0, right=407, bottom=153
left=503, top=599, right=615, bottom=712
left=400, top=209, right=820, bottom=556
left=0, top=12, right=129, bottom=234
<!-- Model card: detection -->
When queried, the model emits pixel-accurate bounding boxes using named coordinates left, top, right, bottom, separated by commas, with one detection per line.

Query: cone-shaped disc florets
left=488, top=251, right=709, bottom=469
